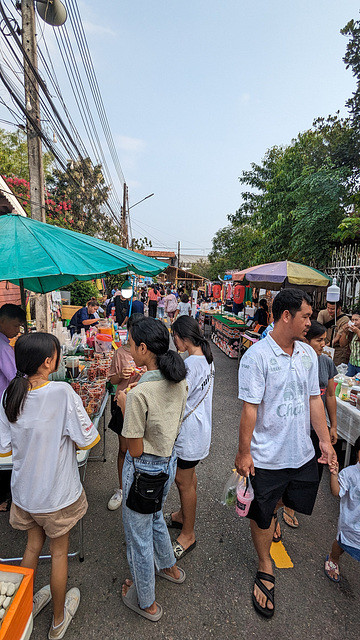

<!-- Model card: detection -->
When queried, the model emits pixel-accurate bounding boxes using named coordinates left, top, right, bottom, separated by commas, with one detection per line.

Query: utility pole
left=21, top=0, right=50, bottom=331
left=177, top=241, right=181, bottom=267
left=121, top=183, right=129, bottom=248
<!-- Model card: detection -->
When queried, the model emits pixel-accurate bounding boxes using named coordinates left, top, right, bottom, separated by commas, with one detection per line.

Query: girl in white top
left=169, top=316, right=214, bottom=560
left=0, top=333, right=99, bottom=639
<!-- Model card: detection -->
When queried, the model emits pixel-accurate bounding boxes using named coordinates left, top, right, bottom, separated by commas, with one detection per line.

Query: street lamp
left=129, top=193, right=154, bottom=210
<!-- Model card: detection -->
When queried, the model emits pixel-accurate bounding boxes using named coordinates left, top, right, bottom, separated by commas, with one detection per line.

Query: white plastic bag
left=221, top=470, right=241, bottom=506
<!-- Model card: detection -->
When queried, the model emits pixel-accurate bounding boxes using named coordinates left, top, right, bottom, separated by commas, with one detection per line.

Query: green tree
left=0, top=127, right=53, bottom=180
left=190, top=258, right=212, bottom=279
left=208, top=223, right=264, bottom=279
left=227, top=115, right=357, bottom=268
left=61, top=281, right=100, bottom=306
left=341, top=18, right=360, bottom=132
left=47, top=158, right=121, bottom=242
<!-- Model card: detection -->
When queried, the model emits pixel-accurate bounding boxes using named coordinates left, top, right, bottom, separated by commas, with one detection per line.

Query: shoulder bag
left=126, top=457, right=169, bottom=514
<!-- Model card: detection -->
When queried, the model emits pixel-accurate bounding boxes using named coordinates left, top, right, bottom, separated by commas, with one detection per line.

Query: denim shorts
left=338, top=533, right=360, bottom=562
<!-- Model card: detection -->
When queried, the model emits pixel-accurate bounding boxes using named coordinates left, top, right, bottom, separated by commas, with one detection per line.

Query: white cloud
left=83, top=21, right=116, bottom=37
left=116, top=135, right=146, bottom=153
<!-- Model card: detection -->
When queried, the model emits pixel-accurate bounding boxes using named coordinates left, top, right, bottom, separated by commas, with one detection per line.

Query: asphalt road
left=1, top=343, right=359, bottom=639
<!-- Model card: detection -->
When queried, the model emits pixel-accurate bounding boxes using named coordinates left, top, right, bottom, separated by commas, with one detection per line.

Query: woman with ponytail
left=120, top=317, right=188, bottom=622
left=0, top=332, right=100, bottom=639
left=166, top=316, right=214, bottom=560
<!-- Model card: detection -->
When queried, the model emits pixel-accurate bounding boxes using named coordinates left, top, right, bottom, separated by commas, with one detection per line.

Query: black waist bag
left=126, top=470, right=169, bottom=514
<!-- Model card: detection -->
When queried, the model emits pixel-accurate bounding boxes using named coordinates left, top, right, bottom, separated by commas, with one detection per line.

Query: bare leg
left=172, top=466, right=197, bottom=549
left=117, top=435, right=127, bottom=490
left=49, top=532, right=70, bottom=626
left=21, top=525, right=46, bottom=586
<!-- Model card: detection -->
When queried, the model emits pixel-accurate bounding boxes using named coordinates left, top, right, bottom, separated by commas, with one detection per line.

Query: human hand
left=235, top=451, right=255, bottom=477
left=126, top=381, right=138, bottom=392
left=116, top=390, right=126, bottom=414
left=329, top=459, right=339, bottom=475
left=121, top=367, right=134, bottom=380
left=318, top=440, right=337, bottom=466
left=329, top=426, right=338, bottom=445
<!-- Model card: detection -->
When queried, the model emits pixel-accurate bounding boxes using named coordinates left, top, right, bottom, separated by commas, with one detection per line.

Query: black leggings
left=148, top=300, right=157, bottom=318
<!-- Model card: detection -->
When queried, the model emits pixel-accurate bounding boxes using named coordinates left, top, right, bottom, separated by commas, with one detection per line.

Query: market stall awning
left=0, top=214, right=168, bottom=293
left=230, top=260, right=330, bottom=289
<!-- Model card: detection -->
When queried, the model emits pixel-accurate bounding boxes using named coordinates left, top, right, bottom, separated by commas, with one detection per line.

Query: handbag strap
left=182, top=363, right=214, bottom=422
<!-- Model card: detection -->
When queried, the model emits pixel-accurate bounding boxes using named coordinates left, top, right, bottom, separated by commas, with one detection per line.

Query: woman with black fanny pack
left=120, top=317, right=188, bottom=622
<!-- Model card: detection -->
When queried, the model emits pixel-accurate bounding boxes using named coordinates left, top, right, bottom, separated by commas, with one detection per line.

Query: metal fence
left=324, top=244, right=360, bottom=310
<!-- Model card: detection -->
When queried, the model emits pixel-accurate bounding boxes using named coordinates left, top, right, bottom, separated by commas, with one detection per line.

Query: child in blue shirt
left=325, top=435, right=360, bottom=582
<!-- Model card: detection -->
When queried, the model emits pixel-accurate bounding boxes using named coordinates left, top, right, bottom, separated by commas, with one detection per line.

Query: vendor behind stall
left=251, top=298, right=269, bottom=333
left=69, top=300, right=99, bottom=336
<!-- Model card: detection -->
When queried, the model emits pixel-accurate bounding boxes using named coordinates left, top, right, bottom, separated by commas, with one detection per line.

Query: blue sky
left=3, top=1, right=360, bottom=256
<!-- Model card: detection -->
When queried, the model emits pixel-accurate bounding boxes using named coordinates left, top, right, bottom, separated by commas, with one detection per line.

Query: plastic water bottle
left=236, top=476, right=254, bottom=517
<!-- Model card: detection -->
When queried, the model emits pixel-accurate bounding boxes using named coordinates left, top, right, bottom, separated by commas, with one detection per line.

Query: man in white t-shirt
left=235, top=288, right=336, bottom=619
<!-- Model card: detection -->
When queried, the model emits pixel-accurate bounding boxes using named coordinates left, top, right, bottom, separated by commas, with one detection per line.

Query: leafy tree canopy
left=211, top=114, right=359, bottom=275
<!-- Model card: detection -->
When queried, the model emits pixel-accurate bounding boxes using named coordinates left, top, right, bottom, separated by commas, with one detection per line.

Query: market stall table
left=331, top=397, right=360, bottom=466
left=0, top=391, right=109, bottom=564
left=210, top=314, right=247, bottom=358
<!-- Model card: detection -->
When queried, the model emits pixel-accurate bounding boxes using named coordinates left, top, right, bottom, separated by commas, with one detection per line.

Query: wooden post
left=21, top=1, right=51, bottom=332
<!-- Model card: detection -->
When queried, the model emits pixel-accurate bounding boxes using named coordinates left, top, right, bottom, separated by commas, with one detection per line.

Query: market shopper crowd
left=0, top=286, right=359, bottom=635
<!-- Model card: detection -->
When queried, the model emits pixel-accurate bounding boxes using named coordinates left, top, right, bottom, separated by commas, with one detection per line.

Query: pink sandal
left=324, top=554, right=340, bottom=582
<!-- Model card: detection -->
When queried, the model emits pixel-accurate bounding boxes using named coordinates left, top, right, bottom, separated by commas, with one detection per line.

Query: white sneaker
left=107, top=488, right=122, bottom=510
left=33, top=584, right=51, bottom=618
left=48, top=587, right=80, bottom=639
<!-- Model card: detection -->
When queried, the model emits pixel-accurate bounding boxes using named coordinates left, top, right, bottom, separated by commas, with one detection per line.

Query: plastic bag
left=221, top=470, right=241, bottom=506
left=336, top=364, right=348, bottom=376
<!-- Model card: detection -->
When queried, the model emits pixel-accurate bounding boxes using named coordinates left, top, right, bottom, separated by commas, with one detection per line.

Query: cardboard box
left=0, top=565, right=33, bottom=640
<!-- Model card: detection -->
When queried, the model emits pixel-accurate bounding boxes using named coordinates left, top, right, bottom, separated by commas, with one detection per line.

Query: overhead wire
left=0, top=0, right=123, bottom=227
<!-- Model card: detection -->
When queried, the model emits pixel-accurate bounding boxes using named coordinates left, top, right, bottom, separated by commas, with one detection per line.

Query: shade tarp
left=0, top=214, right=167, bottom=293
left=231, top=260, right=330, bottom=289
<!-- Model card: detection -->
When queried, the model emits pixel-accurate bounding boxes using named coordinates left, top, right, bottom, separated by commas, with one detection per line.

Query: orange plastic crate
left=0, top=565, right=33, bottom=640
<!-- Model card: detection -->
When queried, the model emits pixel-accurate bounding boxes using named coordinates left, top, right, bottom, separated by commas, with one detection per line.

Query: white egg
left=0, top=596, right=5, bottom=607
left=6, top=583, right=15, bottom=597
left=0, top=608, right=5, bottom=620
left=0, top=584, right=6, bottom=596
left=3, top=597, right=10, bottom=609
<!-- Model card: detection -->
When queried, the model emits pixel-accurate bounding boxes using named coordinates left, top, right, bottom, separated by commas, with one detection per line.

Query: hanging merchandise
left=233, top=284, right=245, bottom=305
left=212, top=283, right=221, bottom=300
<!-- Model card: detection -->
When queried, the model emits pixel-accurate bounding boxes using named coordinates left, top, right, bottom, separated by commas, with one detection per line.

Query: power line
left=0, top=0, right=123, bottom=227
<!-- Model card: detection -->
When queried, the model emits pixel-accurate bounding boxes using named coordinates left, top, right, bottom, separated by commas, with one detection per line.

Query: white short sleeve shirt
left=0, top=381, right=100, bottom=513
left=337, top=462, right=360, bottom=549
left=238, top=333, right=320, bottom=470
left=175, top=356, right=214, bottom=461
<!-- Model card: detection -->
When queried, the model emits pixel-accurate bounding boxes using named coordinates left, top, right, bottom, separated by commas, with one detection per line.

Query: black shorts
left=247, top=456, right=319, bottom=529
left=177, top=458, right=200, bottom=470
left=108, top=397, right=124, bottom=436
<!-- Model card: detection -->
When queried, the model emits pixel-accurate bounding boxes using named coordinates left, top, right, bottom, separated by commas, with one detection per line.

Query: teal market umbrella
left=0, top=214, right=167, bottom=293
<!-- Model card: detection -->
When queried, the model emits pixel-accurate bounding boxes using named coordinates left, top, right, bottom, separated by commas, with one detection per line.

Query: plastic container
left=340, top=382, right=350, bottom=402
left=236, top=476, right=254, bottom=517
left=350, top=385, right=360, bottom=406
